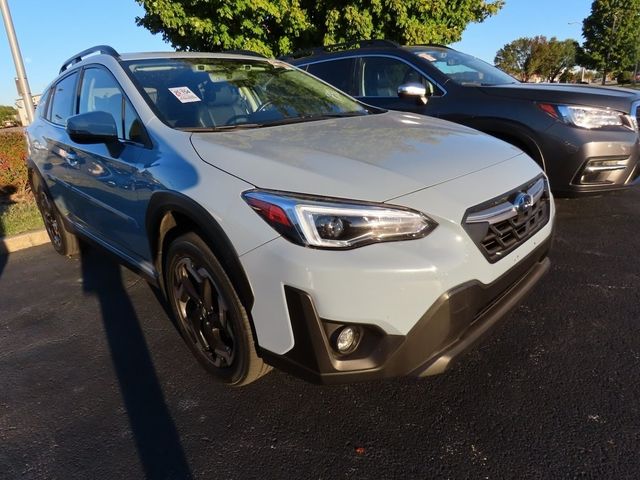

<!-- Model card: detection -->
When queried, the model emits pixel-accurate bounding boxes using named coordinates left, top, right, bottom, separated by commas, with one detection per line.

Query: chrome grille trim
left=466, top=177, right=545, bottom=225
left=463, top=175, right=551, bottom=263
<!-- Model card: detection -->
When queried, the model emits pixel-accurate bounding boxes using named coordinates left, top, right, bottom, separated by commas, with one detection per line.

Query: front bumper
left=259, top=237, right=551, bottom=384
left=541, top=124, right=640, bottom=195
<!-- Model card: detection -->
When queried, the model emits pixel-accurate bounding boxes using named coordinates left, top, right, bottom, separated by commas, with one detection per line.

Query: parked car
left=27, top=45, right=554, bottom=386
left=287, top=40, right=640, bottom=196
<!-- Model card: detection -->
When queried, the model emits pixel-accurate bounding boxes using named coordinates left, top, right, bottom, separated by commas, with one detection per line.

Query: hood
left=479, top=83, right=640, bottom=113
left=190, top=111, right=524, bottom=202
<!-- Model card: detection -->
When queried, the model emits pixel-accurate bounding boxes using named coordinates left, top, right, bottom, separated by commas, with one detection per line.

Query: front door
left=65, top=66, right=151, bottom=259
left=354, top=56, right=443, bottom=116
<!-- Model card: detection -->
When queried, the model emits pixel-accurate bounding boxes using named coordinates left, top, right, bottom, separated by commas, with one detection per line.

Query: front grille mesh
left=464, top=177, right=551, bottom=263
left=480, top=196, right=549, bottom=258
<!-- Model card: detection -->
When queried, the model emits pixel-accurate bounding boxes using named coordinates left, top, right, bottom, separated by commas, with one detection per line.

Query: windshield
left=124, top=57, right=370, bottom=130
left=408, top=47, right=518, bottom=86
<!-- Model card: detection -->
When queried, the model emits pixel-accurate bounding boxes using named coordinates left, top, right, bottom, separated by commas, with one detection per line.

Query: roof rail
left=412, top=43, right=452, bottom=50
left=59, top=45, right=120, bottom=74
left=223, top=49, right=268, bottom=59
left=284, top=39, right=400, bottom=60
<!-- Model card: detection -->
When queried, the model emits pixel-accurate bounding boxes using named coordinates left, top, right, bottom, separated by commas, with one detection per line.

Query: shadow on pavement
left=0, top=240, right=6, bottom=277
left=0, top=186, right=16, bottom=278
left=80, top=244, right=193, bottom=480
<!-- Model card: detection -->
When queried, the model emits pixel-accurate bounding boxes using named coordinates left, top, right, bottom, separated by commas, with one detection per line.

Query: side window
left=49, top=72, right=78, bottom=125
left=305, top=59, right=355, bottom=95
left=361, top=57, right=432, bottom=97
left=124, top=99, right=147, bottom=144
left=36, top=88, right=51, bottom=119
left=79, top=67, right=146, bottom=143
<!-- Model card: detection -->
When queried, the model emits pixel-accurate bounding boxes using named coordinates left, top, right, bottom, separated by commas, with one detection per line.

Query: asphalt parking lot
left=1, top=188, right=640, bottom=479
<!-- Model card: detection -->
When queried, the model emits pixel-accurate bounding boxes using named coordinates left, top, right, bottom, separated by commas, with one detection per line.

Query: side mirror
left=397, top=83, right=432, bottom=105
left=67, top=111, right=119, bottom=144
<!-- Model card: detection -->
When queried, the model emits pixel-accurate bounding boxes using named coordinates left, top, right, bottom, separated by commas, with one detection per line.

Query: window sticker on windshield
left=168, top=86, right=201, bottom=103
left=417, top=53, right=437, bottom=62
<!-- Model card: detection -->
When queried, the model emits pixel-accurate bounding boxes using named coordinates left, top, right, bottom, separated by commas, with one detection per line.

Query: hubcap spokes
left=173, top=257, right=235, bottom=368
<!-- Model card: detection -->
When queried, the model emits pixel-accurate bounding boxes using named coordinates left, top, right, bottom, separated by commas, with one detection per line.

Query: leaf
left=135, top=0, right=504, bottom=57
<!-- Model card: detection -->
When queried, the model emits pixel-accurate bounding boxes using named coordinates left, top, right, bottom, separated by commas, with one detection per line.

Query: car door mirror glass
left=67, top=111, right=119, bottom=144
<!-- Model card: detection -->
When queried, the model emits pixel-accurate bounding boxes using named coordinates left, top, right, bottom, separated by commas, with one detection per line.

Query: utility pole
left=0, top=0, right=34, bottom=124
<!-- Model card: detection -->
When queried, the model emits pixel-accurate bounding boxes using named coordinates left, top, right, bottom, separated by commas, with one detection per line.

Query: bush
left=0, top=131, right=28, bottom=197
left=617, top=71, right=633, bottom=85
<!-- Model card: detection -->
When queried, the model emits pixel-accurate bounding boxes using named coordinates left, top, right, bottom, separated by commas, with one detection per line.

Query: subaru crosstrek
left=287, top=40, right=640, bottom=195
left=26, top=46, right=554, bottom=385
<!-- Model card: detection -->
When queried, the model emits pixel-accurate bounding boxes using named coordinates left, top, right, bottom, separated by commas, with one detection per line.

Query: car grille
left=463, top=176, right=551, bottom=263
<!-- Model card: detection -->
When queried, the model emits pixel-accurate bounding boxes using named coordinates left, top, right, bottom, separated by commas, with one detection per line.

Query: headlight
left=243, top=190, right=436, bottom=249
left=539, top=103, right=635, bottom=130
left=557, top=105, right=629, bottom=129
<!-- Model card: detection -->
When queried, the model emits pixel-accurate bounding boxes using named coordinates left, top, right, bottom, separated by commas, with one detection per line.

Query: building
left=14, top=94, right=40, bottom=126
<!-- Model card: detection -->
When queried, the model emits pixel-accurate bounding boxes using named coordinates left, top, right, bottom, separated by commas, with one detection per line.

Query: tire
left=164, top=231, right=270, bottom=386
left=33, top=178, right=79, bottom=257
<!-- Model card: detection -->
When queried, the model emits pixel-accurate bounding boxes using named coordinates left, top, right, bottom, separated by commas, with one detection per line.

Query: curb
left=0, top=229, right=50, bottom=255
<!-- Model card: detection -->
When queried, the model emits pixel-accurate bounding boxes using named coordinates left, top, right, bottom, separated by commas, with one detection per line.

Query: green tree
left=494, top=36, right=545, bottom=82
left=0, top=106, right=17, bottom=124
left=582, top=0, right=640, bottom=84
left=135, top=0, right=504, bottom=57
left=537, top=38, right=578, bottom=82
left=495, top=36, right=578, bottom=82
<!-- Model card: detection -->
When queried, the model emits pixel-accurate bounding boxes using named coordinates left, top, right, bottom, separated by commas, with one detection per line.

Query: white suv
left=27, top=46, right=554, bottom=386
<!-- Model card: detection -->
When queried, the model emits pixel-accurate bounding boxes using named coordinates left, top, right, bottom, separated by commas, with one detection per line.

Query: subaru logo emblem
left=513, top=192, right=533, bottom=213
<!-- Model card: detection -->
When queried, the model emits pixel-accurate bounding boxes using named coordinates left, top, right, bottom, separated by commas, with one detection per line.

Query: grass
left=0, top=199, right=44, bottom=237
left=602, top=83, right=640, bottom=90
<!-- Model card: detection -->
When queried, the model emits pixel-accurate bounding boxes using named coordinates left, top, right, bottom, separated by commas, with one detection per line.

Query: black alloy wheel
left=32, top=177, right=79, bottom=256
left=165, top=232, right=270, bottom=386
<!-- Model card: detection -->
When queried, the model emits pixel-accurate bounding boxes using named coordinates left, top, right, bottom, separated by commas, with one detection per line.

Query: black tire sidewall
left=164, top=233, right=252, bottom=385
left=35, top=185, right=68, bottom=256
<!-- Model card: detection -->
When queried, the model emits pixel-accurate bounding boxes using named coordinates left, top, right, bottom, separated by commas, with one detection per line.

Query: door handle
left=65, top=152, right=79, bottom=167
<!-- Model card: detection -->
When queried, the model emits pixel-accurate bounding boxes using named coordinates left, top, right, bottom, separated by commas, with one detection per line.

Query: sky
left=452, top=0, right=592, bottom=62
left=1, top=0, right=593, bottom=107
left=0, top=0, right=169, bottom=106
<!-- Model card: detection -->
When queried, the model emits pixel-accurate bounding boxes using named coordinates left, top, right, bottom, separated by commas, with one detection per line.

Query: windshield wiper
left=258, top=111, right=369, bottom=128
left=310, top=111, right=369, bottom=118
left=182, top=111, right=370, bottom=132
left=479, top=82, right=519, bottom=86
left=180, top=124, right=261, bottom=132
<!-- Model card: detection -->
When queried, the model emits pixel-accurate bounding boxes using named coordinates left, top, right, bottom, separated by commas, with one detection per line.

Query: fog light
left=584, top=158, right=628, bottom=173
left=579, top=157, right=630, bottom=185
left=335, top=326, right=360, bottom=354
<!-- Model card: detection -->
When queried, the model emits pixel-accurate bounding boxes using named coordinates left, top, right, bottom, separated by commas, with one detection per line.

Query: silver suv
left=27, top=46, right=554, bottom=386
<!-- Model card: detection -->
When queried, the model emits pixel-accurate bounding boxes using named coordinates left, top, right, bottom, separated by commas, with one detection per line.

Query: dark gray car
left=287, top=40, right=640, bottom=196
